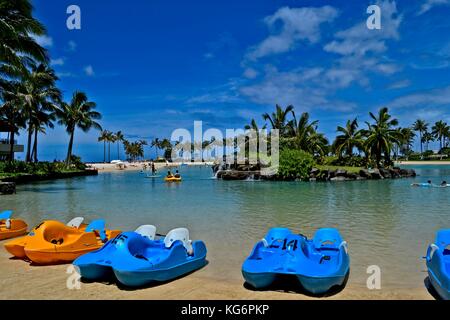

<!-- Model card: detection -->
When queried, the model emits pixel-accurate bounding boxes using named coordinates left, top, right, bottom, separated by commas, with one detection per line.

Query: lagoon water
left=2, top=165, right=450, bottom=290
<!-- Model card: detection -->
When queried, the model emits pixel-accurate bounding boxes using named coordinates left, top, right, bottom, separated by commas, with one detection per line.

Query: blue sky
left=9, top=0, right=450, bottom=161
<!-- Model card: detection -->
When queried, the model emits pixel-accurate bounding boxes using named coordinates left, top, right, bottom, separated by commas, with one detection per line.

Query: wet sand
left=0, top=240, right=432, bottom=300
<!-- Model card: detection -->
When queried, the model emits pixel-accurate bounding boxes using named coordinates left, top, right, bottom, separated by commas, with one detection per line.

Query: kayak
left=4, top=218, right=121, bottom=265
left=242, top=228, right=350, bottom=295
left=426, top=229, right=450, bottom=300
left=0, top=211, right=28, bottom=241
left=164, top=176, right=182, bottom=182
left=74, top=226, right=207, bottom=287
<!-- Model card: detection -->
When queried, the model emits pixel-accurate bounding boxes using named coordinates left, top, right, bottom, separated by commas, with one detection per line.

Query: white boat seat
left=67, top=217, right=84, bottom=228
left=5, top=219, right=11, bottom=229
left=135, top=225, right=157, bottom=240
left=164, top=228, right=193, bottom=255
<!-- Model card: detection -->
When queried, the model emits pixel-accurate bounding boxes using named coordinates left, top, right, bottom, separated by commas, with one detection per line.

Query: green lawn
left=316, top=165, right=363, bottom=174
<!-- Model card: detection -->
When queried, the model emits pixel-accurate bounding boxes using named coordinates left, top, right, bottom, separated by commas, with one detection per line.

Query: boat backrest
left=164, top=228, right=193, bottom=254
left=135, top=225, right=156, bottom=240
left=436, top=229, right=450, bottom=249
left=313, top=228, right=343, bottom=250
left=262, top=228, right=291, bottom=247
left=0, top=210, right=13, bottom=221
left=85, top=219, right=107, bottom=242
left=67, top=217, right=84, bottom=228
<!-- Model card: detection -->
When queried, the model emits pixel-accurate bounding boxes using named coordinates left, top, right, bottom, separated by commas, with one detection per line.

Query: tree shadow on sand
left=243, top=272, right=349, bottom=298
left=81, top=260, right=209, bottom=291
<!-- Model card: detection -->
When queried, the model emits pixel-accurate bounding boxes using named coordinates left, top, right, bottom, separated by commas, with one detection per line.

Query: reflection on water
left=2, top=165, right=450, bottom=288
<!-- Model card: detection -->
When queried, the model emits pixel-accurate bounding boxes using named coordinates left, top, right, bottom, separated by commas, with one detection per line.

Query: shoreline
left=88, top=161, right=213, bottom=173
left=0, top=240, right=433, bottom=300
left=395, top=161, right=450, bottom=166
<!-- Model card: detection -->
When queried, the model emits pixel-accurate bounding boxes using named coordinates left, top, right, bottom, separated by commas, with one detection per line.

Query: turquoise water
left=2, top=165, right=450, bottom=289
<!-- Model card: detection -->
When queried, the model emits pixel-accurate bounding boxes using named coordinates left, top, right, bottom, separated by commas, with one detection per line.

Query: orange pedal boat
left=0, top=211, right=28, bottom=241
left=4, top=217, right=121, bottom=265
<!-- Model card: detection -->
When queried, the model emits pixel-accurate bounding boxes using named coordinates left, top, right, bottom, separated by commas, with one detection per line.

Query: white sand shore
left=395, top=161, right=450, bottom=166
left=88, top=161, right=213, bottom=173
left=0, top=241, right=433, bottom=300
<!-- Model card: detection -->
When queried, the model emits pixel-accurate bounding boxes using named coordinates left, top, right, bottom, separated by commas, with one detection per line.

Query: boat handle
left=339, top=241, right=348, bottom=254
left=426, top=244, right=439, bottom=262
left=261, top=238, right=269, bottom=247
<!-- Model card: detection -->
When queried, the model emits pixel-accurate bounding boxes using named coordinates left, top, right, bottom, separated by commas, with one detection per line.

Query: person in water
left=151, top=162, right=156, bottom=175
left=441, top=181, right=448, bottom=187
left=174, top=170, right=181, bottom=178
left=427, top=180, right=432, bottom=184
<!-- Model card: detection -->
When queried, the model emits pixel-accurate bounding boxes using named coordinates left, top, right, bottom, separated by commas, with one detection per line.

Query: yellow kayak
left=164, top=176, right=182, bottom=182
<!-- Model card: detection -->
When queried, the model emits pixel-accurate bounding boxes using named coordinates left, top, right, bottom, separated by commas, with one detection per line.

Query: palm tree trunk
left=25, top=123, right=33, bottom=162
left=8, top=129, right=15, bottom=162
left=66, top=129, right=75, bottom=165
left=117, top=142, right=120, bottom=160
left=103, top=141, right=106, bottom=163
left=32, top=129, right=38, bottom=162
left=419, top=131, right=423, bottom=154
left=108, top=142, right=111, bottom=162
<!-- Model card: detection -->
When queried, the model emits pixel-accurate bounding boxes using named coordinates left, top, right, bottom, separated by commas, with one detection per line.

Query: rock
left=406, top=169, right=416, bottom=177
left=0, top=182, right=16, bottom=195
left=309, top=177, right=317, bottom=182
left=346, top=172, right=358, bottom=180
left=389, top=168, right=400, bottom=178
left=356, top=176, right=367, bottom=180
left=310, top=168, right=320, bottom=177
left=329, top=170, right=337, bottom=178
left=359, top=169, right=370, bottom=178
left=221, top=170, right=250, bottom=180
left=370, top=169, right=384, bottom=179
left=335, top=169, right=347, bottom=177
left=330, top=176, right=347, bottom=181
left=379, top=168, right=392, bottom=179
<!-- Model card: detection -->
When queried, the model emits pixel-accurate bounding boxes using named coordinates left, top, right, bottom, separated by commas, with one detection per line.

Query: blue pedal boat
left=242, top=228, right=350, bottom=295
left=426, top=229, right=450, bottom=300
left=73, top=226, right=207, bottom=287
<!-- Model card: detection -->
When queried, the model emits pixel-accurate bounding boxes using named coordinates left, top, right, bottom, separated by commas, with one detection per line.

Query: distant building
left=0, top=121, right=24, bottom=160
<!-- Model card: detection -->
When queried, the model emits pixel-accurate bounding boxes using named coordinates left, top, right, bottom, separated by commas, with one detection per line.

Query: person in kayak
left=166, top=170, right=173, bottom=178
left=174, top=170, right=181, bottom=178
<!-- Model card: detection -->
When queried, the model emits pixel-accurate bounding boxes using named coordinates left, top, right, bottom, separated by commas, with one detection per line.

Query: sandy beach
left=88, top=161, right=213, bottom=173
left=0, top=239, right=433, bottom=300
left=395, top=161, right=450, bottom=166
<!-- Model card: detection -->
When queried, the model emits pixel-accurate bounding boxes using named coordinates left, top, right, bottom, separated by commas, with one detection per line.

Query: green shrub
left=319, top=155, right=366, bottom=167
left=278, top=149, right=315, bottom=180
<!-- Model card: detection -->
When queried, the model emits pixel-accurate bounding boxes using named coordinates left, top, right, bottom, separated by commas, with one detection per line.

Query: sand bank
left=0, top=240, right=433, bottom=300
left=88, top=161, right=213, bottom=173
left=395, top=161, right=450, bottom=166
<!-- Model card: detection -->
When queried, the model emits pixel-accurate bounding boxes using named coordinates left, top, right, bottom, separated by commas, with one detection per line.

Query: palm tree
left=0, top=0, right=48, bottom=71
left=332, top=118, right=364, bottom=158
left=413, top=119, right=428, bottom=154
left=398, top=127, right=415, bottom=158
left=160, top=138, right=172, bottom=160
left=56, top=91, right=102, bottom=165
left=114, top=131, right=124, bottom=160
left=245, top=118, right=267, bottom=159
left=106, top=131, right=116, bottom=162
left=422, top=131, right=434, bottom=151
left=138, top=139, right=147, bottom=160
left=15, top=62, right=60, bottom=162
left=363, top=107, right=402, bottom=167
left=30, top=109, right=55, bottom=162
left=0, top=82, right=26, bottom=161
left=262, top=104, right=294, bottom=136
left=151, top=138, right=161, bottom=159
left=98, top=130, right=109, bottom=163
left=432, top=120, right=448, bottom=151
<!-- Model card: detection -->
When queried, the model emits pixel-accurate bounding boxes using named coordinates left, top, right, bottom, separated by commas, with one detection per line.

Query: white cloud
left=239, top=66, right=356, bottom=111
left=243, top=68, right=258, bottom=79
left=246, top=6, right=338, bottom=60
left=56, top=72, right=75, bottom=78
left=418, top=0, right=450, bottom=15
left=50, top=58, right=65, bottom=66
left=31, top=34, right=53, bottom=47
left=324, top=0, right=401, bottom=58
left=387, top=79, right=411, bottom=89
left=83, top=65, right=95, bottom=76
left=67, top=40, right=77, bottom=52
left=389, top=85, right=450, bottom=108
